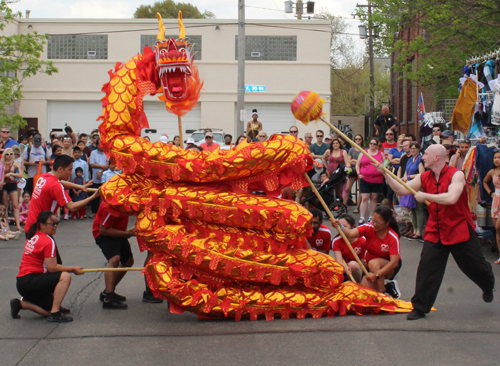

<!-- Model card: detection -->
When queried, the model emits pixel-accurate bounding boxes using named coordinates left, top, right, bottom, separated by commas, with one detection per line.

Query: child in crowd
left=71, top=167, right=87, bottom=219
left=19, top=192, right=30, bottom=225
left=319, top=171, right=329, bottom=188
left=381, top=198, right=398, bottom=220
left=50, top=145, right=62, bottom=167
left=0, top=205, right=20, bottom=240
left=18, top=135, right=28, bottom=153
left=71, top=147, right=89, bottom=182
left=101, top=162, right=118, bottom=183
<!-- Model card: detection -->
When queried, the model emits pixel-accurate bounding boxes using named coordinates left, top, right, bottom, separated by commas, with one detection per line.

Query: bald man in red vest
left=378, top=144, right=495, bottom=320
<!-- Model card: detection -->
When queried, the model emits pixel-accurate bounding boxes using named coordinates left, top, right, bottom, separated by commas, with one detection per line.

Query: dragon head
left=155, top=12, right=195, bottom=103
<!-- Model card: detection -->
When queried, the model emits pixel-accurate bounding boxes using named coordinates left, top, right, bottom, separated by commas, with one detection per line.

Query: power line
left=45, top=21, right=402, bottom=40
left=245, top=5, right=285, bottom=12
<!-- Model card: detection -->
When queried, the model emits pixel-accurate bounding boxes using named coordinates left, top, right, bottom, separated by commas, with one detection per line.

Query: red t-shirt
left=381, top=141, right=397, bottom=159
left=25, top=172, right=71, bottom=233
left=306, top=224, right=332, bottom=252
left=357, top=223, right=400, bottom=263
left=200, top=142, right=220, bottom=152
left=17, top=232, right=57, bottom=277
left=332, top=235, right=366, bottom=263
left=92, top=202, right=130, bottom=239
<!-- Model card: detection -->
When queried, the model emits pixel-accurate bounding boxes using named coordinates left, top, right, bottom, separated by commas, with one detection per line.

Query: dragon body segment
left=97, top=13, right=411, bottom=320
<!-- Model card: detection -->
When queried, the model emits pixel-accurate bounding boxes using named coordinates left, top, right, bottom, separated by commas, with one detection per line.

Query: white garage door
left=244, top=103, right=298, bottom=135
left=143, top=102, right=201, bottom=142
left=48, top=101, right=103, bottom=136
left=47, top=100, right=201, bottom=142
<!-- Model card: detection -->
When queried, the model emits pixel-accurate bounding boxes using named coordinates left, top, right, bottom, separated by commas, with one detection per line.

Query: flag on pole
left=417, top=93, right=425, bottom=126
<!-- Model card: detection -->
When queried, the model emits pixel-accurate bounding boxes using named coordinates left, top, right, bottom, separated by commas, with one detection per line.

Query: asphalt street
left=1, top=210, right=499, bottom=366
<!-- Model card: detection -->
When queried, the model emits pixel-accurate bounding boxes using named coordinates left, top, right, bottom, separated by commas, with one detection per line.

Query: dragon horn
left=178, top=10, right=186, bottom=39
left=157, top=12, right=165, bottom=41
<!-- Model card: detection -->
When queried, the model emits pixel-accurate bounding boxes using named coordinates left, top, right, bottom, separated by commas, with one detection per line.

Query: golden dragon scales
left=97, top=12, right=411, bottom=320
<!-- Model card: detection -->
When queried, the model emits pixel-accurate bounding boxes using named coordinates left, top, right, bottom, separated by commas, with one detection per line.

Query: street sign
left=245, top=85, right=266, bottom=92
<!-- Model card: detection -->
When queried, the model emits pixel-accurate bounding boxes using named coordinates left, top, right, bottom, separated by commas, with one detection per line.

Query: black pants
left=411, top=224, right=495, bottom=313
left=91, top=183, right=102, bottom=214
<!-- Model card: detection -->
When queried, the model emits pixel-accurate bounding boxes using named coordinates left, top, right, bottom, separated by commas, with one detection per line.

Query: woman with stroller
left=322, top=138, right=350, bottom=205
left=344, top=134, right=364, bottom=213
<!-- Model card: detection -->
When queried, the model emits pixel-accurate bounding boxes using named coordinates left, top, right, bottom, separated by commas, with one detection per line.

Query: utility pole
left=356, top=2, right=377, bottom=134
left=236, top=0, right=245, bottom=138
left=368, top=3, right=375, bottom=132
left=297, top=0, right=303, bottom=20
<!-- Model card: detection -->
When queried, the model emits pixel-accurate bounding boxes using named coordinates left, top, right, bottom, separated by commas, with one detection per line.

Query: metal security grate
left=47, top=35, right=108, bottom=59
left=235, top=36, right=297, bottom=61
left=140, top=35, right=202, bottom=60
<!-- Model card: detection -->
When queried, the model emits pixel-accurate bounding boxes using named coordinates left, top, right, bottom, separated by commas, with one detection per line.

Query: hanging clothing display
left=490, top=77, right=500, bottom=125
left=452, top=77, right=479, bottom=134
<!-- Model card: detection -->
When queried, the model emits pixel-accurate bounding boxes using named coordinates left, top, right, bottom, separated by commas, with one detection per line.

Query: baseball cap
left=186, top=138, right=195, bottom=144
left=33, top=134, right=42, bottom=147
left=159, top=135, right=169, bottom=144
left=441, top=130, right=455, bottom=138
left=205, top=132, right=214, bottom=138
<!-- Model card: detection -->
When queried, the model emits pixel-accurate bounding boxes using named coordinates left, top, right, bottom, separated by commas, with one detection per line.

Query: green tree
left=357, top=0, right=500, bottom=100
left=134, top=0, right=215, bottom=19
left=1, top=0, right=58, bottom=130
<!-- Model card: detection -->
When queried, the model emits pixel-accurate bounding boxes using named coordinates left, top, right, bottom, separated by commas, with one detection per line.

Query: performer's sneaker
left=99, top=290, right=126, bottom=302
left=407, top=309, right=425, bottom=321
left=47, top=312, right=73, bottom=322
left=60, top=306, right=71, bottom=314
left=103, top=298, right=128, bottom=309
left=384, top=280, right=401, bottom=299
left=10, top=298, right=22, bottom=319
left=482, top=290, right=494, bottom=303
left=142, top=290, right=163, bottom=303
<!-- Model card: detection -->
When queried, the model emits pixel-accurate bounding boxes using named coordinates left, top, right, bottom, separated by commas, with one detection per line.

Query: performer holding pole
left=378, top=144, right=495, bottom=320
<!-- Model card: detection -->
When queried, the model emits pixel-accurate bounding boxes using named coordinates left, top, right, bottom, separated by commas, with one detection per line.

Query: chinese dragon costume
left=97, top=12, right=412, bottom=320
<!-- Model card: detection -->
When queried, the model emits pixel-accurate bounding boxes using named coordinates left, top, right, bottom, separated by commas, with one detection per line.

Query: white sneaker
left=359, top=217, right=365, bottom=225
left=384, top=280, right=401, bottom=299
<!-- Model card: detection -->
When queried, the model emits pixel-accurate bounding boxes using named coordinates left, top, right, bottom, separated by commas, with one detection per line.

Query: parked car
left=188, top=129, right=231, bottom=149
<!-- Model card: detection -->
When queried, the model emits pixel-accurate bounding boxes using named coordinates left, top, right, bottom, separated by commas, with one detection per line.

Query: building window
left=140, top=35, right=202, bottom=60
left=47, top=35, right=108, bottom=59
left=235, top=36, right=297, bottom=61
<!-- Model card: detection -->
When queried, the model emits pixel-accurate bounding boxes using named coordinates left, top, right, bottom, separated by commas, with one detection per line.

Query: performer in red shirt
left=306, top=209, right=332, bottom=254
left=333, top=206, right=401, bottom=296
left=93, top=201, right=135, bottom=309
left=11, top=211, right=83, bottom=322
left=25, top=155, right=100, bottom=237
left=380, top=144, right=495, bottom=320
left=332, top=214, right=366, bottom=283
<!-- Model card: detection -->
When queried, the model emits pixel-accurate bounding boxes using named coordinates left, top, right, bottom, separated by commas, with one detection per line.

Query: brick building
left=390, top=25, right=438, bottom=137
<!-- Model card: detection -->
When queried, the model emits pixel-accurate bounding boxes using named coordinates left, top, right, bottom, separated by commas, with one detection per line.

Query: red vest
left=421, top=165, right=474, bottom=244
